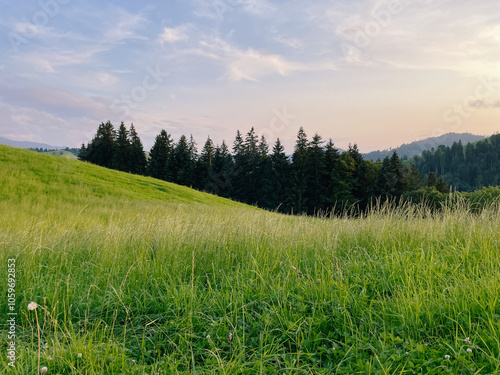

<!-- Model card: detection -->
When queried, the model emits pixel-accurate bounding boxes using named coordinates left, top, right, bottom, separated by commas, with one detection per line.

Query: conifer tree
left=83, top=121, right=116, bottom=168
left=207, top=141, right=234, bottom=197
left=197, top=136, right=215, bottom=189
left=404, top=164, right=423, bottom=192
left=256, top=135, right=273, bottom=208
left=113, top=122, right=130, bottom=172
left=168, top=135, right=192, bottom=186
left=291, top=127, right=309, bottom=214
left=306, top=133, right=327, bottom=213
left=270, top=138, right=291, bottom=212
left=128, top=124, right=147, bottom=175
left=148, top=129, right=172, bottom=180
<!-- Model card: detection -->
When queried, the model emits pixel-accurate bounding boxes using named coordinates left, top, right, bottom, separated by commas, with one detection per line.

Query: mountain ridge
left=0, top=136, right=66, bottom=150
left=363, top=132, right=486, bottom=161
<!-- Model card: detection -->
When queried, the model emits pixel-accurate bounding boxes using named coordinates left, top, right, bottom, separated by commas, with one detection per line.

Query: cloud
left=103, top=7, right=148, bottom=44
left=0, top=85, right=111, bottom=119
left=191, top=0, right=277, bottom=20
left=332, top=0, right=500, bottom=75
left=198, top=36, right=303, bottom=81
left=158, top=26, right=189, bottom=44
left=13, top=44, right=108, bottom=74
left=273, top=35, right=304, bottom=51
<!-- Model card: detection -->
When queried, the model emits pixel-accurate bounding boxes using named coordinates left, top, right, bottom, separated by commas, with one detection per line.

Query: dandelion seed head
left=467, top=348, right=472, bottom=353
left=206, top=335, right=210, bottom=339
left=444, top=354, right=450, bottom=360
left=78, top=353, right=82, bottom=358
left=28, top=302, right=38, bottom=310
left=41, top=367, right=48, bottom=373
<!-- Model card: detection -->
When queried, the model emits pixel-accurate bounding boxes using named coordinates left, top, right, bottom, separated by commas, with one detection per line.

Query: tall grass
left=1, top=146, right=500, bottom=374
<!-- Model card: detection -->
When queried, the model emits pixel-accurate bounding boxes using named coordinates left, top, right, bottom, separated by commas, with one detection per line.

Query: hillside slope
left=363, top=132, right=485, bottom=161
left=1, top=145, right=500, bottom=374
left=0, top=144, right=244, bottom=208
left=41, top=150, right=78, bottom=160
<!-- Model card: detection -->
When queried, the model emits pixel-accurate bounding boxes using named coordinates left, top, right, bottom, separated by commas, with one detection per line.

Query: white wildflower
left=28, top=302, right=38, bottom=310
left=444, top=354, right=450, bottom=360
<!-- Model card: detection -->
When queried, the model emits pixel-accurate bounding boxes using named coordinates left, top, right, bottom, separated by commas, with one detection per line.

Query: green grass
left=1, top=145, right=500, bottom=374
left=40, top=150, right=78, bottom=160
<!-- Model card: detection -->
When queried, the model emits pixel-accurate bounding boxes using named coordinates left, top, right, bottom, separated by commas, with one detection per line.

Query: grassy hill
left=41, top=150, right=79, bottom=160
left=1, top=145, right=500, bottom=374
left=0, top=145, right=244, bottom=208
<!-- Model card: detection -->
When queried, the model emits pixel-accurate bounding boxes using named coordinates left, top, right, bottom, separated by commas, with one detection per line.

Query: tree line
left=411, top=133, right=500, bottom=192
left=79, top=121, right=448, bottom=214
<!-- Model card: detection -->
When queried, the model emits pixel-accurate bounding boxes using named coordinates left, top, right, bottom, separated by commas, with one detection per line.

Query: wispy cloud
left=333, top=0, right=500, bottom=75
left=198, top=36, right=303, bottom=81
left=158, top=26, right=189, bottom=44
left=102, top=7, right=148, bottom=44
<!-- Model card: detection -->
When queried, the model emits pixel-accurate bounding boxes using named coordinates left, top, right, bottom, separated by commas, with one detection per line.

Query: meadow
left=0, top=145, right=499, bottom=374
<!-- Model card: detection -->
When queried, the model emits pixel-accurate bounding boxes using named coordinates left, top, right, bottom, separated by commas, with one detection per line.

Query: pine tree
left=404, top=164, right=423, bottom=192
left=207, top=141, right=234, bottom=197
left=306, top=133, right=327, bottom=214
left=435, top=176, right=448, bottom=194
left=256, top=135, right=273, bottom=208
left=187, top=135, right=198, bottom=186
left=113, top=122, right=130, bottom=172
left=324, top=139, right=352, bottom=210
left=426, top=172, right=437, bottom=188
left=128, top=124, right=147, bottom=175
left=347, top=144, right=370, bottom=207
left=84, top=121, right=116, bottom=168
left=270, top=138, right=291, bottom=212
left=373, top=156, right=396, bottom=198
left=197, top=136, right=215, bottom=190
left=168, top=135, right=192, bottom=186
left=291, top=127, right=309, bottom=214
left=78, top=143, right=87, bottom=161
left=389, top=151, right=406, bottom=197
left=147, top=130, right=172, bottom=180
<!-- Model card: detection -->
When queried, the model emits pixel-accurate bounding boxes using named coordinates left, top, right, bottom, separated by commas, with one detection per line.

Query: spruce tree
left=270, top=138, right=291, bottom=212
left=84, top=121, right=116, bottom=168
left=78, top=143, right=87, bottom=161
left=404, top=164, right=423, bottom=192
left=347, top=144, right=371, bottom=207
left=207, top=141, right=234, bottom=197
left=128, top=124, right=147, bottom=175
left=147, top=130, right=172, bottom=180
left=256, top=135, right=273, bottom=208
left=168, top=135, right=191, bottom=186
left=113, top=122, right=130, bottom=172
left=373, top=156, right=396, bottom=198
left=306, top=133, right=327, bottom=214
left=197, top=136, right=215, bottom=190
left=291, top=127, right=309, bottom=214
left=435, top=176, right=448, bottom=194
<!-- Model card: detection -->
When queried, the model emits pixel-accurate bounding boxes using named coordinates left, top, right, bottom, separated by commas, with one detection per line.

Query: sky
left=0, top=0, right=499, bottom=152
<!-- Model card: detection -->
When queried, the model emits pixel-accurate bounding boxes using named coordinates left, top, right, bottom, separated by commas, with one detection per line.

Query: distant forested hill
left=410, top=133, right=500, bottom=191
left=363, top=133, right=486, bottom=161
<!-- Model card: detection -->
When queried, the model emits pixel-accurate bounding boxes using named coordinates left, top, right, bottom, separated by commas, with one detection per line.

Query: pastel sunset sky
left=1, top=0, right=499, bottom=151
